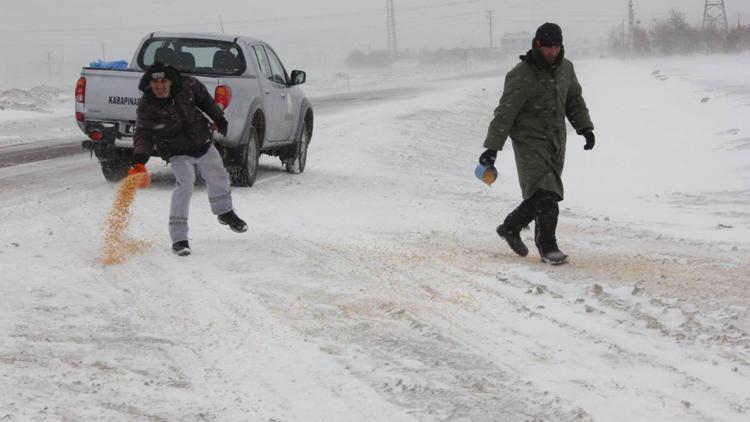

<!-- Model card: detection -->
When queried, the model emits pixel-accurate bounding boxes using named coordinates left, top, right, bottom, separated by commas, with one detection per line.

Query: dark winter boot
left=534, top=197, right=568, bottom=265
left=496, top=197, right=536, bottom=256
left=218, top=210, right=248, bottom=233
left=172, top=240, right=191, bottom=256
left=496, top=224, right=528, bottom=257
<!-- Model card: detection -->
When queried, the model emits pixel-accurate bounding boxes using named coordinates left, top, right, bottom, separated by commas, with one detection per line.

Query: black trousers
left=503, top=189, right=561, bottom=250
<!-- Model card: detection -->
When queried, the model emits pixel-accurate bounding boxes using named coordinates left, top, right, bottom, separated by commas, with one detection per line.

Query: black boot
left=172, top=240, right=191, bottom=256
left=496, top=197, right=536, bottom=257
left=496, top=224, right=528, bottom=256
left=218, top=210, right=248, bottom=233
left=534, top=195, right=568, bottom=265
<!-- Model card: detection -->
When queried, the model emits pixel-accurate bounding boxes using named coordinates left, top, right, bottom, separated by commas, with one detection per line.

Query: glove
left=582, top=130, right=595, bottom=150
left=478, top=149, right=497, bottom=166
left=216, top=116, right=228, bottom=136
left=127, top=163, right=151, bottom=189
left=131, top=152, right=150, bottom=165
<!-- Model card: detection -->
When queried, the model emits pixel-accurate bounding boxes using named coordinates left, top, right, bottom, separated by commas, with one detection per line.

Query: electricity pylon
left=703, top=0, right=729, bottom=32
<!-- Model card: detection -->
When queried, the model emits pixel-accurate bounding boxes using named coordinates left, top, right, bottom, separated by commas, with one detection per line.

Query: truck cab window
left=139, top=38, right=245, bottom=76
left=252, top=45, right=273, bottom=80
left=263, top=46, right=288, bottom=85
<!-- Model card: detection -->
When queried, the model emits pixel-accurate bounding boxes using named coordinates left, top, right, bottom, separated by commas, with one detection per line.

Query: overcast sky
left=1, top=0, right=748, bottom=87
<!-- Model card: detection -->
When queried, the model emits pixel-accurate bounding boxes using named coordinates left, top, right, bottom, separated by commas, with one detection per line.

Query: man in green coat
left=479, top=23, right=595, bottom=265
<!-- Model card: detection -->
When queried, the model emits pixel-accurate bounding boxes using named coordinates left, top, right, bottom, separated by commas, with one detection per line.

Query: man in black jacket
left=131, top=63, right=247, bottom=256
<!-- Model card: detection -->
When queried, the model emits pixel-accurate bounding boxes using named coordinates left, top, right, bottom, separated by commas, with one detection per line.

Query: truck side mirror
left=289, top=70, right=306, bottom=86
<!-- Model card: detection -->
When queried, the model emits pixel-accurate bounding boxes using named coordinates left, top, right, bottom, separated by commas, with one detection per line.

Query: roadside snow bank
left=0, top=86, right=76, bottom=148
left=0, top=85, right=70, bottom=114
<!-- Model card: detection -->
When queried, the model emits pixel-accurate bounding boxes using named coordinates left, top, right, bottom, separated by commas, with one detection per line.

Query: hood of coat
left=520, top=45, right=565, bottom=70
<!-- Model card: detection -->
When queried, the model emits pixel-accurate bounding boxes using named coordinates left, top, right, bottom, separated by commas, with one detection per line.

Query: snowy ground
left=0, top=54, right=748, bottom=421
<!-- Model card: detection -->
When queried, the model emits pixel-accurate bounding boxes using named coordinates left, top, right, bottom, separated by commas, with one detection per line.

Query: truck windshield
left=138, top=38, right=246, bottom=76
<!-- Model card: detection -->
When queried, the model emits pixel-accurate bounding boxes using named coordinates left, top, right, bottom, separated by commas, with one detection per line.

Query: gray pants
left=169, top=144, right=233, bottom=243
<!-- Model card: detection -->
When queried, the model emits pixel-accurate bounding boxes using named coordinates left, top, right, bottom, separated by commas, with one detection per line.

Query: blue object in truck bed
left=88, top=59, right=128, bottom=70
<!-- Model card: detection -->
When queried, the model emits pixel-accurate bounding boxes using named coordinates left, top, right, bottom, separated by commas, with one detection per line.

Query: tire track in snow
left=232, top=234, right=594, bottom=422
left=241, top=230, right=749, bottom=421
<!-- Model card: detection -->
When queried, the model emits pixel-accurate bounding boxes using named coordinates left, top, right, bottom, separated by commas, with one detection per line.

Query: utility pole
left=627, top=0, right=635, bottom=54
left=703, top=0, right=728, bottom=32
left=487, top=10, right=494, bottom=48
left=627, top=0, right=635, bottom=35
left=386, top=0, right=397, bottom=58
left=45, top=51, right=53, bottom=81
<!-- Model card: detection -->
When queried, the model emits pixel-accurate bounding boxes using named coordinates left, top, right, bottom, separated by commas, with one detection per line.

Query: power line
left=0, top=0, right=564, bottom=35
left=0, top=2, right=466, bottom=34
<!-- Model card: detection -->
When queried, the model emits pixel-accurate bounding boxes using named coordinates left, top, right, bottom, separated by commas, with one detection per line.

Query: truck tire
left=284, top=123, right=310, bottom=174
left=229, top=126, right=259, bottom=187
left=99, top=158, right=129, bottom=182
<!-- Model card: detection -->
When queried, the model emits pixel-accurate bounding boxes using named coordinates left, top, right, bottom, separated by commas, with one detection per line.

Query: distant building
left=500, top=31, right=531, bottom=54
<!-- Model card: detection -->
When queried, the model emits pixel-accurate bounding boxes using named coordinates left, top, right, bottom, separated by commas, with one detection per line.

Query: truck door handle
left=264, top=89, right=270, bottom=95
left=279, top=93, right=286, bottom=98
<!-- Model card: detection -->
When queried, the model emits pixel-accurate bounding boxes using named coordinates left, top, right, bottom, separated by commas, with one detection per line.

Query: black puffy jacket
left=134, top=71, right=224, bottom=160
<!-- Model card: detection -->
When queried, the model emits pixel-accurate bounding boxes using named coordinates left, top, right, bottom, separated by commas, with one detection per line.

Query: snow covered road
left=1, top=56, right=749, bottom=421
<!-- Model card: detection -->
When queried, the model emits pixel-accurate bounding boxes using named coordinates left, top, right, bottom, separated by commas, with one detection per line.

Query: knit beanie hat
left=144, top=62, right=179, bottom=84
left=535, top=22, right=563, bottom=47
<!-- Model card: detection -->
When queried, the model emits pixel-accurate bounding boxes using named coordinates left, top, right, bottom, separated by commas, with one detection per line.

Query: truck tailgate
left=81, top=69, right=222, bottom=123
left=81, top=69, right=144, bottom=122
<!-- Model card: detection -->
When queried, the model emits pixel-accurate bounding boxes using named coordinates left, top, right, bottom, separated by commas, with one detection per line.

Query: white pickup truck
left=76, top=32, right=313, bottom=186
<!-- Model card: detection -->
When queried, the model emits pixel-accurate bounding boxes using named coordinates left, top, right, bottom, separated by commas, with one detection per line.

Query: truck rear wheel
left=229, top=126, right=259, bottom=187
left=99, top=158, right=129, bottom=182
left=284, top=124, right=309, bottom=174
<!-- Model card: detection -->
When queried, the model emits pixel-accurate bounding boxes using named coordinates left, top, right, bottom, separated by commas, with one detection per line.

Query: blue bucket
left=475, top=164, right=498, bottom=186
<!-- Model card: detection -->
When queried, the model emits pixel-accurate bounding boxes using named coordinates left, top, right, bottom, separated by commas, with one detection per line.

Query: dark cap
left=535, top=22, right=563, bottom=47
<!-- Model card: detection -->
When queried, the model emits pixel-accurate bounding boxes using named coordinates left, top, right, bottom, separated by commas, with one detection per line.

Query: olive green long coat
left=484, top=48, right=593, bottom=200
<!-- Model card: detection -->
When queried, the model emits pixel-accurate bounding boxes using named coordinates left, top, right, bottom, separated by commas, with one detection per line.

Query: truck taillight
left=75, top=77, right=86, bottom=103
left=76, top=112, right=85, bottom=122
left=89, top=130, right=103, bottom=141
left=215, top=85, right=231, bottom=110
